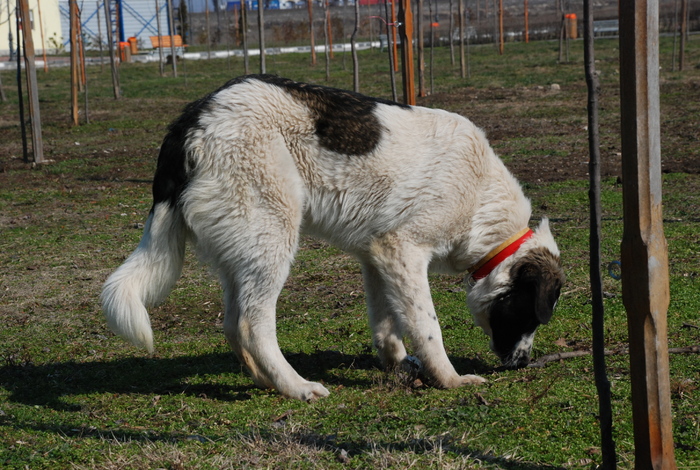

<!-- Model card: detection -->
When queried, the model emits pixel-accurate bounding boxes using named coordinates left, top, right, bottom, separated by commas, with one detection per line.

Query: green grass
left=1, top=35, right=699, bottom=469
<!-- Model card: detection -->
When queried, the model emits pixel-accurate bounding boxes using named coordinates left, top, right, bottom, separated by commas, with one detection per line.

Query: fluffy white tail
left=101, top=202, right=186, bottom=353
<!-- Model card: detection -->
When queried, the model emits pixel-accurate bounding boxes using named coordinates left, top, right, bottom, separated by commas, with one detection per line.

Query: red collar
left=468, top=228, right=534, bottom=285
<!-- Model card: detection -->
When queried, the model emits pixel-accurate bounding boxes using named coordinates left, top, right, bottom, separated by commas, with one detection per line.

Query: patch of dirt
left=420, top=79, right=700, bottom=183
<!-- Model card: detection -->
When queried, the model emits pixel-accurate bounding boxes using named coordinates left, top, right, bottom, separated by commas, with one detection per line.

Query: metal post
left=619, top=0, right=677, bottom=467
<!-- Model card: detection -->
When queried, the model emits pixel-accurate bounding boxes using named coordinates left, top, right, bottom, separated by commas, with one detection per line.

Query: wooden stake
left=619, top=0, right=677, bottom=467
left=18, top=0, right=44, bottom=163
left=398, top=0, right=415, bottom=104
left=498, top=0, right=503, bottom=54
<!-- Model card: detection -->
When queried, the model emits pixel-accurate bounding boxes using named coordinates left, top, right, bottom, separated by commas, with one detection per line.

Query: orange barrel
left=119, top=42, right=132, bottom=62
left=127, top=36, right=138, bottom=54
left=565, top=14, right=577, bottom=39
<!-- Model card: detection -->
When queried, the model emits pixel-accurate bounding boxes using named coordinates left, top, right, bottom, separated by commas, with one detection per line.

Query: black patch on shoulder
left=244, top=74, right=410, bottom=156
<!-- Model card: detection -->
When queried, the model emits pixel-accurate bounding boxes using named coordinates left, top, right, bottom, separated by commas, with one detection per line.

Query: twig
left=528, top=345, right=700, bottom=368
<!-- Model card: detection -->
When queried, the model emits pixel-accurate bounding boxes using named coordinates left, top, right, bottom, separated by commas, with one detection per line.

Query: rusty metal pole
left=398, top=0, right=415, bottom=105
left=618, top=0, right=677, bottom=468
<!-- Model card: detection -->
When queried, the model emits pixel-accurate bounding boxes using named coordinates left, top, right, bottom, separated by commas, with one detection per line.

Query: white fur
left=102, top=78, right=560, bottom=400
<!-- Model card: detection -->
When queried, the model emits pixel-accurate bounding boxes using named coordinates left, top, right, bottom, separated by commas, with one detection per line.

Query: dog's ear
left=511, top=248, right=565, bottom=326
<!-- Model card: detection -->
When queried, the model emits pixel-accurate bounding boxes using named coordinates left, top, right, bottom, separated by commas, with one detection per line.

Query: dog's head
left=467, top=219, right=565, bottom=368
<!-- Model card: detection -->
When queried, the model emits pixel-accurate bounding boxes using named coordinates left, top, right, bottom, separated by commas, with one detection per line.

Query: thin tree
left=322, top=0, right=330, bottom=80
left=384, top=0, right=397, bottom=101
left=155, top=0, right=165, bottom=76
left=242, top=0, right=249, bottom=74
left=583, top=0, right=616, bottom=467
left=350, top=0, right=359, bottom=91
left=96, top=1, right=105, bottom=72
left=37, top=0, right=48, bottom=71
left=205, top=0, right=211, bottom=58
left=458, top=0, right=465, bottom=78
left=307, top=0, right=316, bottom=66
left=417, top=0, right=425, bottom=96
left=166, top=0, right=177, bottom=76
left=448, top=0, right=454, bottom=66
left=0, top=72, right=6, bottom=102
left=15, top=2, right=28, bottom=163
left=103, top=0, right=120, bottom=98
left=429, top=0, right=435, bottom=95
left=679, top=0, right=687, bottom=70
left=70, top=0, right=80, bottom=124
left=258, top=0, right=265, bottom=73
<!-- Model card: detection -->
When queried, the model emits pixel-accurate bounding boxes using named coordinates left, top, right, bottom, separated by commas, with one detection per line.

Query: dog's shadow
left=1, top=350, right=493, bottom=410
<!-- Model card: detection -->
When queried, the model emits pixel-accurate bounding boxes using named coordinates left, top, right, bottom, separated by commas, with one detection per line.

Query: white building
left=0, top=0, right=63, bottom=56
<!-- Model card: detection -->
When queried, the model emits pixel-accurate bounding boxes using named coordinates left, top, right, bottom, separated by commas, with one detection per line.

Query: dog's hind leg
left=361, top=263, right=410, bottom=371
left=368, top=234, right=487, bottom=388
left=216, top=236, right=330, bottom=402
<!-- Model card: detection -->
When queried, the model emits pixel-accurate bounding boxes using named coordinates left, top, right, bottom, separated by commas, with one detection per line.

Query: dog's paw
left=458, top=374, right=487, bottom=385
left=291, top=381, right=330, bottom=402
left=400, top=355, right=423, bottom=374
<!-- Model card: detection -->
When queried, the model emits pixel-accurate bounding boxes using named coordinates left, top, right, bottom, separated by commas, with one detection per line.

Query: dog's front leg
left=367, top=236, right=486, bottom=388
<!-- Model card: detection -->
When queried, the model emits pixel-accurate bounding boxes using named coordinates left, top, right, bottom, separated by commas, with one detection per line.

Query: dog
left=101, top=75, right=565, bottom=402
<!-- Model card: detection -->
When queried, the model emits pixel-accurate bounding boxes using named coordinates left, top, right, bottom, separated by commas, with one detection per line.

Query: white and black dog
left=102, top=75, right=565, bottom=401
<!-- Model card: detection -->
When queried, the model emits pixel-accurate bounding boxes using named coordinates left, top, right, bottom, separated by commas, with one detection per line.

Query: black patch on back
left=151, top=75, right=409, bottom=208
left=152, top=80, right=238, bottom=208
left=244, top=74, right=410, bottom=156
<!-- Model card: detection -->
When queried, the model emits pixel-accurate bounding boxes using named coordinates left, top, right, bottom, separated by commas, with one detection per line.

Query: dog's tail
left=101, top=202, right=186, bottom=353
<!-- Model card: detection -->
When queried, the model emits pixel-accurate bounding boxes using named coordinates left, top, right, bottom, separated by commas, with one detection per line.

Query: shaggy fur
left=102, top=75, right=565, bottom=401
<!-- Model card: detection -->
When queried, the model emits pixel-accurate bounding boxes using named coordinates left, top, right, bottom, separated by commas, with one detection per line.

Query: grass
left=1, top=37, right=699, bottom=468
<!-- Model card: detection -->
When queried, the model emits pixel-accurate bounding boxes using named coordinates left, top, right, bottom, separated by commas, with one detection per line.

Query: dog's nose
left=502, top=352, right=530, bottom=369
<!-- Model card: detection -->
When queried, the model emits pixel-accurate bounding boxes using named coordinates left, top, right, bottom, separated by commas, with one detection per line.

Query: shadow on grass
left=0, top=348, right=495, bottom=411
left=0, top=350, right=391, bottom=409
left=1, top=351, right=552, bottom=469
